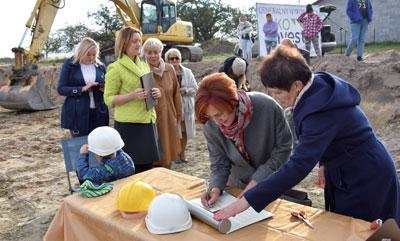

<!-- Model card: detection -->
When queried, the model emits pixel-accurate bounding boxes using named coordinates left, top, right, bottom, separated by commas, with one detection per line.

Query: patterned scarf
left=218, top=89, right=253, bottom=161
left=151, top=58, right=165, bottom=77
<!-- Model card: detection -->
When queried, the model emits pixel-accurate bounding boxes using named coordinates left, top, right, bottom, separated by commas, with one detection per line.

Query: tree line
left=42, top=1, right=255, bottom=58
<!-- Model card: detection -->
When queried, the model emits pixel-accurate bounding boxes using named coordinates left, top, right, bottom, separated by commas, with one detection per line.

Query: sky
left=0, top=0, right=314, bottom=58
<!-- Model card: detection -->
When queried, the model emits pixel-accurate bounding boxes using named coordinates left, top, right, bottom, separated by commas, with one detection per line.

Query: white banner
left=256, top=3, right=321, bottom=57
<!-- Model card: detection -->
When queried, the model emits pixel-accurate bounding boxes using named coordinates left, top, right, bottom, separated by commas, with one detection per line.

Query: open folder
left=140, top=72, right=158, bottom=111
left=186, top=192, right=273, bottom=234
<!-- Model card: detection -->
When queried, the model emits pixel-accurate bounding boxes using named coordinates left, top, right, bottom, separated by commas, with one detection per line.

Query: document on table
left=188, top=192, right=273, bottom=233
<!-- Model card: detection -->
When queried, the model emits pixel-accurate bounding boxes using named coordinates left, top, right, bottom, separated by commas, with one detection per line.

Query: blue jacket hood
left=294, top=72, right=361, bottom=123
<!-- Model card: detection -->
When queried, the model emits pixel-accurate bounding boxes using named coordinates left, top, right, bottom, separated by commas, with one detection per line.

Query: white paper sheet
left=188, top=192, right=273, bottom=233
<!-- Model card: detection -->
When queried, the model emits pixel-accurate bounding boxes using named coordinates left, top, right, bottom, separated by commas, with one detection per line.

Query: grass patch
left=202, top=52, right=233, bottom=62
left=364, top=42, right=400, bottom=53
left=329, top=42, right=400, bottom=54
left=201, top=39, right=236, bottom=62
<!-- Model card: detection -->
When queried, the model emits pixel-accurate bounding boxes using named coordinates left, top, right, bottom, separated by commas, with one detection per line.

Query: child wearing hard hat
left=76, top=126, right=135, bottom=185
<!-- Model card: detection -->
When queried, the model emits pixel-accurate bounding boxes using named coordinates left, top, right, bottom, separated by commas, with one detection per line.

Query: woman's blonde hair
left=73, top=37, right=100, bottom=64
left=114, top=26, right=142, bottom=59
left=164, top=48, right=182, bottom=61
left=141, top=37, right=164, bottom=57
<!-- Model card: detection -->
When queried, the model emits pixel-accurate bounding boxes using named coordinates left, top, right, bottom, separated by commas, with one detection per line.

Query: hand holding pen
left=200, top=186, right=221, bottom=209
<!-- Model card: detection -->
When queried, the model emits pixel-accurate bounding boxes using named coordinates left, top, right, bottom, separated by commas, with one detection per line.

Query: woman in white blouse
left=58, top=37, right=109, bottom=137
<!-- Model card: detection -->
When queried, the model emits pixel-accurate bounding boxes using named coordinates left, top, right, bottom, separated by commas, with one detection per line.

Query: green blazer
left=104, top=55, right=156, bottom=123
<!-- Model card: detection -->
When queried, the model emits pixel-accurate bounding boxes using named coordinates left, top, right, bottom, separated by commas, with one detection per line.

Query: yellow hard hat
left=116, top=178, right=156, bottom=213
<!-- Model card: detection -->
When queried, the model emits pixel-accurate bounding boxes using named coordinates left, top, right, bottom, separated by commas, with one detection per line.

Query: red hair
left=195, top=73, right=238, bottom=124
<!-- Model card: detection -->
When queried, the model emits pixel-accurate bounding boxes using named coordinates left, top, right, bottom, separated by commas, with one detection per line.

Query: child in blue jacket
left=77, top=126, right=135, bottom=185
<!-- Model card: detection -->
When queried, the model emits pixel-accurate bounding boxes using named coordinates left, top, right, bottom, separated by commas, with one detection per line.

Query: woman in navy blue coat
left=58, top=37, right=109, bottom=137
left=214, top=45, right=400, bottom=225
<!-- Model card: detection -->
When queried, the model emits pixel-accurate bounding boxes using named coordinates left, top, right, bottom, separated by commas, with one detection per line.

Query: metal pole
left=340, top=28, right=343, bottom=54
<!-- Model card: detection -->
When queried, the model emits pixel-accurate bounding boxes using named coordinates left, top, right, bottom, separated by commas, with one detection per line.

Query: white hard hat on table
left=145, top=193, right=192, bottom=234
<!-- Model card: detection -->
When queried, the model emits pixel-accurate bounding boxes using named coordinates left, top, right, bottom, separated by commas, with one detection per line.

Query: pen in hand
left=203, top=180, right=212, bottom=209
left=205, top=189, right=211, bottom=209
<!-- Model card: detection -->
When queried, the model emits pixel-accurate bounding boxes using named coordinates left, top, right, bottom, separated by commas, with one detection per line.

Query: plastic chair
left=60, top=136, right=99, bottom=193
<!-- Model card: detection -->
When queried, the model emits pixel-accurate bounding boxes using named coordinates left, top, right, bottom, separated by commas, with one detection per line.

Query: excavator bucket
left=0, top=71, right=55, bottom=111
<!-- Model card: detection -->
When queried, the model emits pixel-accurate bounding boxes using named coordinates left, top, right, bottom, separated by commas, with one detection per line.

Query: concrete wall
left=314, top=0, right=400, bottom=45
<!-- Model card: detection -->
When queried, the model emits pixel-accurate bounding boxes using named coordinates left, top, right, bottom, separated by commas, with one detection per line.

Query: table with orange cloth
left=44, top=167, right=374, bottom=241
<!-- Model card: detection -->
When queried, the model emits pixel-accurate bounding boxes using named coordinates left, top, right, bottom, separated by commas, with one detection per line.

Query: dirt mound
left=316, top=50, right=400, bottom=103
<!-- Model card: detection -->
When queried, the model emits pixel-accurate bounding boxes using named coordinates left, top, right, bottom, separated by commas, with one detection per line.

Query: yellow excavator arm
left=0, top=0, right=63, bottom=110
left=112, top=0, right=141, bottom=29
left=14, top=0, right=62, bottom=69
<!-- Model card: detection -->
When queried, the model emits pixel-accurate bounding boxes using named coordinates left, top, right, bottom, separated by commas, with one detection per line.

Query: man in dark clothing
left=218, top=56, right=251, bottom=91
left=345, top=0, right=373, bottom=61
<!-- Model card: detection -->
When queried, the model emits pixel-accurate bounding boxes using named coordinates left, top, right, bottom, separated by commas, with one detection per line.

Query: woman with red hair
left=195, top=73, right=292, bottom=207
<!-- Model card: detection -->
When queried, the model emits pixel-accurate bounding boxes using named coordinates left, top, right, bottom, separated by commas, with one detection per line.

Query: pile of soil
left=0, top=50, right=399, bottom=241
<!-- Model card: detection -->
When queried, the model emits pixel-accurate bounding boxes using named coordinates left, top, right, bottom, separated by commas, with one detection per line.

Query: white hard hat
left=145, top=193, right=192, bottom=234
left=88, top=126, right=124, bottom=156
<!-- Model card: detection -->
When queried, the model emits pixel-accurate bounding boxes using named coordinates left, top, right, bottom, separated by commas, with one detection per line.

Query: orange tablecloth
left=44, top=168, right=374, bottom=241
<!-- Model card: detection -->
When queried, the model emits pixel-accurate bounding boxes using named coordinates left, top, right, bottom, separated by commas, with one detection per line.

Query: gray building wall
left=314, top=0, right=400, bottom=45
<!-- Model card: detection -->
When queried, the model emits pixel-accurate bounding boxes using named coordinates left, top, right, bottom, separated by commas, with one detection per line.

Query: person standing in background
left=297, top=4, right=323, bottom=58
left=104, top=27, right=162, bottom=173
left=345, top=0, right=373, bottom=61
left=142, top=38, right=182, bottom=168
left=218, top=56, right=251, bottom=92
left=263, top=13, right=278, bottom=55
left=58, top=37, right=109, bottom=137
left=165, top=48, right=198, bottom=163
left=237, top=15, right=253, bottom=60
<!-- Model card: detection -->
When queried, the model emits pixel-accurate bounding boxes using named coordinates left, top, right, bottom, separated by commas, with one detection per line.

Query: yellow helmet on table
left=116, top=178, right=156, bottom=213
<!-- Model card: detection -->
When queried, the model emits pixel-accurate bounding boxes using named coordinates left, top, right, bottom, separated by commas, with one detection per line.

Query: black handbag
left=281, top=189, right=312, bottom=206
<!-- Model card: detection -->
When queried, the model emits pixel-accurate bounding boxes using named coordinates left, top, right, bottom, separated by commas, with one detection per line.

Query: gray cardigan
left=203, top=92, right=292, bottom=190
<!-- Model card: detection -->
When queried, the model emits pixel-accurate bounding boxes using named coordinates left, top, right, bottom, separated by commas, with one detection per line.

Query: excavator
left=0, top=0, right=202, bottom=111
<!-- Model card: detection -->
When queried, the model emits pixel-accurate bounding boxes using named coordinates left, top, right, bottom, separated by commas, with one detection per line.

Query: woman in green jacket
left=104, top=27, right=162, bottom=173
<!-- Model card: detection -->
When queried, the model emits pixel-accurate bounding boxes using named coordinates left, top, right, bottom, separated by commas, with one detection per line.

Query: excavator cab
left=138, top=0, right=202, bottom=62
left=141, top=0, right=176, bottom=34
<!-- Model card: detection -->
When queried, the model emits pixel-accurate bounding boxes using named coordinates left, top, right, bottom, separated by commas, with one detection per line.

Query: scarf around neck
left=150, top=58, right=166, bottom=77
left=218, top=89, right=253, bottom=161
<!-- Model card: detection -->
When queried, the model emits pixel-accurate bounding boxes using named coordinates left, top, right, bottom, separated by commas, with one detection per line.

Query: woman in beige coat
left=142, top=38, right=182, bottom=168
